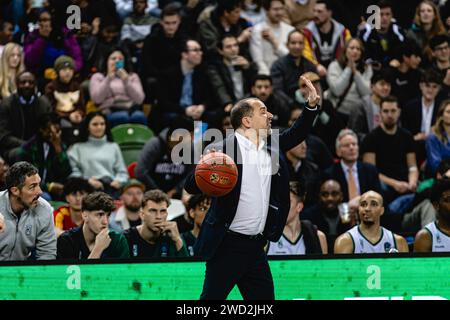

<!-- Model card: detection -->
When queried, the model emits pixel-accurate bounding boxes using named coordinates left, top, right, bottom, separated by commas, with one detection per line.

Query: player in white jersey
left=414, top=179, right=450, bottom=252
left=267, top=181, right=327, bottom=255
left=334, top=191, right=409, bottom=253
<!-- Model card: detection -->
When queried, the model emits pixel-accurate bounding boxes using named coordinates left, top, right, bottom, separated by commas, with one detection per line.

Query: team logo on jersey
left=277, top=240, right=283, bottom=249
left=384, top=242, right=392, bottom=252
left=25, top=225, right=32, bottom=236
left=360, top=239, right=364, bottom=249
left=436, top=234, right=442, bottom=243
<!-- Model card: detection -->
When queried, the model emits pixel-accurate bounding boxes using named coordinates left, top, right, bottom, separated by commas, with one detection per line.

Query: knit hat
left=54, top=55, right=75, bottom=73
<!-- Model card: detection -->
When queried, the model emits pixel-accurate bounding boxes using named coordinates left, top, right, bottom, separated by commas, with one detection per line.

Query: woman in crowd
left=426, top=100, right=450, bottom=176
left=0, top=42, right=25, bottom=100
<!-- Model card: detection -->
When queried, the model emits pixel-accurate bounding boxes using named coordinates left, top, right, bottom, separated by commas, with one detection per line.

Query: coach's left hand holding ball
left=300, top=76, right=321, bottom=107
left=0, top=212, right=5, bottom=233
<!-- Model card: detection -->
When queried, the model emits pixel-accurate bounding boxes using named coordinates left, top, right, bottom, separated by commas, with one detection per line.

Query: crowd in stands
left=1, top=0, right=450, bottom=261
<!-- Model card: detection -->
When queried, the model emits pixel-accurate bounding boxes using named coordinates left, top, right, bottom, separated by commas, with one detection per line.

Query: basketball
left=195, top=151, right=238, bottom=197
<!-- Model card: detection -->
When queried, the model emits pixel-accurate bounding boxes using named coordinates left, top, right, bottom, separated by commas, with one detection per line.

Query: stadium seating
left=111, top=124, right=154, bottom=165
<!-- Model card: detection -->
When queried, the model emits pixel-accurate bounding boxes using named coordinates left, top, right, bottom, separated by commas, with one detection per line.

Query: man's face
left=11, top=174, right=42, bottom=210
left=336, top=134, right=359, bottom=163
left=66, top=191, right=87, bottom=211
left=39, top=122, right=60, bottom=142
left=140, top=200, right=168, bottom=234
left=251, top=80, right=273, bottom=102
left=313, top=3, right=331, bottom=27
left=319, top=181, right=343, bottom=212
left=287, top=192, right=303, bottom=223
left=58, top=67, right=74, bottom=84
left=380, top=7, right=393, bottom=31
left=288, top=141, right=307, bottom=160
left=404, top=54, right=422, bottom=69
left=0, top=22, right=13, bottom=44
left=244, top=100, right=273, bottom=137
left=432, top=41, right=450, bottom=63
left=189, top=198, right=211, bottom=228
left=372, top=80, right=391, bottom=99
left=300, top=79, right=322, bottom=100
left=223, top=7, right=241, bottom=25
left=83, top=210, right=109, bottom=235
left=17, top=73, right=36, bottom=99
left=133, top=0, right=147, bottom=14
left=437, top=190, right=450, bottom=222
left=287, top=32, right=305, bottom=58
left=121, top=187, right=144, bottom=212
left=420, top=82, right=441, bottom=101
left=220, top=36, right=239, bottom=61
left=183, top=40, right=203, bottom=66
left=380, top=102, right=400, bottom=129
left=358, top=192, right=384, bottom=226
left=161, top=14, right=181, bottom=38
left=267, top=1, right=285, bottom=23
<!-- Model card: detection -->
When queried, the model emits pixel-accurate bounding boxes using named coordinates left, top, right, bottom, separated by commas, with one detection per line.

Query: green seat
left=120, top=145, right=144, bottom=166
left=111, top=124, right=154, bottom=146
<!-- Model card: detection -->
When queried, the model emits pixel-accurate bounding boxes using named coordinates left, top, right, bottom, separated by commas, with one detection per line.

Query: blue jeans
left=107, top=110, right=148, bottom=128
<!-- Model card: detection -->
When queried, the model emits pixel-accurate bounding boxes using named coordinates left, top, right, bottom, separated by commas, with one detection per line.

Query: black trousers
left=200, top=232, right=274, bottom=300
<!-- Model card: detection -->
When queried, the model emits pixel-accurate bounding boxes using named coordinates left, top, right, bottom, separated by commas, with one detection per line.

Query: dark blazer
left=184, top=105, right=319, bottom=260
left=401, top=97, right=440, bottom=136
left=322, top=161, right=382, bottom=203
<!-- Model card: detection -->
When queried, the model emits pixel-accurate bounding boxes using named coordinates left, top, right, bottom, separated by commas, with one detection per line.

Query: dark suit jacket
left=184, top=105, right=319, bottom=260
left=401, top=97, right=440, bottom=136
left=322, top=161, right=382, bottom=203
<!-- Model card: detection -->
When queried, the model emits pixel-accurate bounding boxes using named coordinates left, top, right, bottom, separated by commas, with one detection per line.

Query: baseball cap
left=121, top=179, right=145, bottom=193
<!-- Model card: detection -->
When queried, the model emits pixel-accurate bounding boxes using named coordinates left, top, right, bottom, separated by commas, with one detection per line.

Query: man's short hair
left=430, top=178, right=450, bottom=203
left=82, top=192, right=115, bottom=213
left=430, top=34, right=450, bottom=51
left=230, top=98, right=256, bottom=129
left=396, top=41, right=422, bottom=62
left=5, top=162, right=39, bottom=191
left=420, top=69, right=442, bottom=85
left=377, top=0, right=393, bottom=10
left=37, top=113, right=60, bottom=131
left=289, top=181, right=306, bottom=202
left=287, top=29, right=304, bottom=43
left=142, top=189, right=171, bottom=208
left=371, top=69, right=392, bottom=85
left=380, top=95, right=399, bottom=109
left=181, top=38, right=200, bottom=53
left=316, top=0, right=332, bottom=10
left=161, top=2, right=182, bottom=19
left=187, top=194, right=210, bottom=211
left=217, top=33, right=237, bottom=50
left=64, top=178, right=94, bottom=197
left=335, top=129, right=358, bottom=150
left=262, top=0, right=285, bottom=11
left=167, top=116, right=195, bottom=138
left=251, top=74, right=273, bottom=87
left=217, top=0, right=243, bottom=17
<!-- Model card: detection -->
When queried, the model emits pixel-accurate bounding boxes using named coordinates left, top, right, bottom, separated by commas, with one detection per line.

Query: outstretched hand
left=300, top=76, right=320, bottom=107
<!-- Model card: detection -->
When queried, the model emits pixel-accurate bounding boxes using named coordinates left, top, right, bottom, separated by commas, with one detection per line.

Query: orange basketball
left=195, top=152, right=238, bottom=197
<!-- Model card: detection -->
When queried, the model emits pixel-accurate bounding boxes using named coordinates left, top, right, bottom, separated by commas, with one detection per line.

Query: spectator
left=0, top=71, right=52, bottom=163
left=171, top=189, right=195, bottom=233
left=57, top=191, right=130, bottom=259
left=89, top=46, right=146, bottom=127
left=0, top=161, right=56, bottom=261
left=283, top=0, right=316, bottom=30
left=267, top=181, right=327, bottom=255
left=54, top=177, right=93, bottom=237
left=326, top=37, right=372, bottom=123
left=303, top=0, right=351, bottom=74
left=414, top=178, right=450, bottom=252
left=0, top=20, right=14, bottom=55
left=115, top=0, right=159, bottom=19
left=359, top=0, right=405, bottom=67
left=67, top=111, right=129, bottom=198
left=16, top=113, right=72, bottom=201
left=249, top=74, right=291, bottom=128
left=181, top=194, right=211, bottom=256
left=249, top=0, right=295, bottom=75
left=240, top=0, right=266, bottom=26
left=0, top=156, right=8, bottom=191
left=362, top=96, right=418, bottom=208
left=429, top=35, right=450, bottom=89
left=124, top=189, right=189, bottom=257
left=426, top=100, right=450, bottom=175
left=207, top=34, right=258, bottom=113
left=197, top=0, right=252, bottom=61
left=406, top=0, right=446, bottom=64
left=323, top=129, right=382, bottom=203
left=109, top=179, right=145, bottom=233
left=136, top=117, right=194, bottom=198
left=271, top=30, right=317, bottom=104
left=0, top=43, right=25, bottom=101
left=334, top=190, right=409, bottom=253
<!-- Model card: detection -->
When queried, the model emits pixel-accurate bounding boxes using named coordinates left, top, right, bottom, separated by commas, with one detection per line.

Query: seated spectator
left=334, top=191, right=409, bottom=253
left=362, top=96, right=418, bottom=209
left=0, top=71, right=52, bottom=163
left=303, top=0, right=351, bottom=75
left=207, top=34, right=258, bottom=114
left=249, top=0, right=295, bottom=75
left=267, top=181, right=327, bottom=255
left=406, top=0, right=446, bottom=65
left=323, top=129, right=382, bottom=203
left=301, top=179, right=354, bottom=253
left=54, top=177, right=93, bottom=237
left=389, top=41, right=422, bottom=107
left=271, top=30, right=317, bottom=104
left=240, top=0, right=266, bottom=26
left=0, top=156, right=8, bottom=191
left=109, top=179, right=145, bottom=233
left=181, top=194, right=211, bottom=256
left=136, top=117, right=194, bottom=198
left=283, top=0, right=315, bottom=30
left=0, top=43, right=25, bottom=101
left=124, top=189, right=189, bottom=257
left=429, top=34, right=450, bottom=90
left=326, top=38, right=372, bottom=124
left=426, top=100, right=450, bottom=175
left=249, top=74, right=291, bottom=128
left=16, top=113, right=72, bottom=201
left=89, top=46, right=146, bottom=127
left=414, top=178, right=450, bottom=252
left=171, top=189, right=195, bottom=234
left=0, top=19, right=13, bottom=56
left=359, top=0, right=405, bottom=67
left=0, top=162, right=56, bottom=261
left=57, top=191, right=130, bottom=259
left=68, top=111, right=129, bottom=198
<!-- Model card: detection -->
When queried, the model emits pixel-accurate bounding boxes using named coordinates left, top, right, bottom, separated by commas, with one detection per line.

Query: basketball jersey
left=267, top=233, right=306, bottom=255
left=424, top=222, right=450, bottom=252
left=347, top=225, right=397, bottom=253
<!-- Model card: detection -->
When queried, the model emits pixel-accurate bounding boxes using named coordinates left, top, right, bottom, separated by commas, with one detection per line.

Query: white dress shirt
left=421, top=98, right=435, bottom=136
left=229, top=132, right=272, bottom=235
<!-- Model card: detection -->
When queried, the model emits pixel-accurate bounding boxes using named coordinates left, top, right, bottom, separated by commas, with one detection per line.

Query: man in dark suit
left=323, top=129, right=382, bottom=204
left=184, top=77, right=320, bottom=300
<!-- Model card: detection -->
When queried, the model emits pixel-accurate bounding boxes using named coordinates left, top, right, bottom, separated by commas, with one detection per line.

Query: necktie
left=347, top=167, right=359, bottom=200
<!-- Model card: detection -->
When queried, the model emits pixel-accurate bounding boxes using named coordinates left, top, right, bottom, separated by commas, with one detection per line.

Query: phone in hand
left=115, top=60, right=124, bottom=70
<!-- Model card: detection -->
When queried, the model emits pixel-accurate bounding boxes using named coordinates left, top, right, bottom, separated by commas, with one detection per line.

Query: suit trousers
left=200, top=232, right=275, bottom=300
